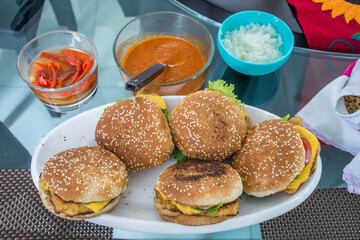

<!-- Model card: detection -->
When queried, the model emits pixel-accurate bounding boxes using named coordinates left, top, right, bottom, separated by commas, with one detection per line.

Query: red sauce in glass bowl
left=122, top=36, right=206, bottom=85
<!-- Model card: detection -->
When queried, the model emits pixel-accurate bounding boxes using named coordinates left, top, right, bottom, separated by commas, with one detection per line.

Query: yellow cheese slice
left=83, top=200, right=111, bottom=213
left=154, top=185, right=201, bottom=215
left=39, top=180, right=49, bottom=191
left=136, top=93, right=167, bottom=110
left=285, top=125, right=319, bottom=194
left=39, top=181, right=110, bottom=213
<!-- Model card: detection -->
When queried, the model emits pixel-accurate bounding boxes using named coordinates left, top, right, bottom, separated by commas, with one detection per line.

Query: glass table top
left=0, top=0, right=358, bottom=239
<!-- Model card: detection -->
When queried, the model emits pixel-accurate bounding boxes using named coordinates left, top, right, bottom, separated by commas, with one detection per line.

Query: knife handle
left=125, top=63, right=166, bottom=92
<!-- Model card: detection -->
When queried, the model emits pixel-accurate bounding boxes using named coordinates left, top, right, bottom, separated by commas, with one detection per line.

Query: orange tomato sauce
left=121, top=36, right=206, bottom=84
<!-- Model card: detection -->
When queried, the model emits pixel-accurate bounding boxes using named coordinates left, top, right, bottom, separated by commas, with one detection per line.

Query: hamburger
left=170, top=80, right=250, bottom=161
left=95, top=96, right=174, bottom=171
left=154, top=159, right=243, bottom=226
left=232, top=117, right=320, bottom=197
left=38, top=146, right=128, bottom=220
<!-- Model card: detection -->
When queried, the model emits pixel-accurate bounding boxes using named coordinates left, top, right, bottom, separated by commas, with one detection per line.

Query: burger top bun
left=170, top=90, right=248, bottom=161
left=157, top=159, right=243, bottom=208
left=232, top=119, right=306, bottom=197
left=41, top=146, right=128, bottom=203
left=95, top=97, right=174, bottom=171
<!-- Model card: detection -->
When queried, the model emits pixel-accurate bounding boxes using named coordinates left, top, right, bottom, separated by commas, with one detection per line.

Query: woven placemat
left=0, top=169, right=113, bottom=240
left=260, top=188, right=360, bottom=239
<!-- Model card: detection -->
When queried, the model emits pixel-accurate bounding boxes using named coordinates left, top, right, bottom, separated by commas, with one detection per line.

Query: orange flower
left=313, top=0, right=360, bottom=24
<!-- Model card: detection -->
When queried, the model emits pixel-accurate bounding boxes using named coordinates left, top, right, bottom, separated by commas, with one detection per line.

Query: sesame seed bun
left=170, top=90, right=248, bottom=161
left=95, top=97, right=174, bottom=171
left=39, top=146, right=127, bottom=220
left=157, top=160, right=243, bottom=208
left=232, top=119, right=305, bottom=197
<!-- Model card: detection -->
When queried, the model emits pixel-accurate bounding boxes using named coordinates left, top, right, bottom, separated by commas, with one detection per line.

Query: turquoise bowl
left=217, top=11, right=294, bottom=76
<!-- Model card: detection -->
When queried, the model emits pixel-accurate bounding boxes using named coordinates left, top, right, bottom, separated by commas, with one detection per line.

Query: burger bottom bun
left=245, top=188, right=281, bottom=198
left=154, top=198, right=235, bottom=226
left=39, top=187, right=121, bottom=220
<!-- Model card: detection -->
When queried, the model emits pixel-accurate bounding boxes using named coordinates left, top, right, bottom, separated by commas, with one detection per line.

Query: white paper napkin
left=343, top=153, right=360, bottom=195
left=334, top=60, right=360, bottom=129
left=296, top=59, right=360, bottom=194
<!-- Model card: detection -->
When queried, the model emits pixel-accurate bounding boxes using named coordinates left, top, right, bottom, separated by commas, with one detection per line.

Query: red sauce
left=120, top=36, right=207, bottom=95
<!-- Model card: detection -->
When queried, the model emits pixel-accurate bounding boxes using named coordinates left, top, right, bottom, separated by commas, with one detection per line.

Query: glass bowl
left=217, top=11, right=294, bottom=76
left=113, top=11, right=214, bottom=95
left=17, top=30, right=98, bottom=112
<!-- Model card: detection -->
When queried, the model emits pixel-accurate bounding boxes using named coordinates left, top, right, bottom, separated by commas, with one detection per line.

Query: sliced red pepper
left=75, top=57, right=94, bottom=83
left=79, top=75, right=93, bottom=93
left=39, top=62, right=51, bottom=80
left=31, top=49, right=93, bottom=90
left=37, top=70, right=48, bottom=79
left=66, top=56, right=77, bottom=66
left=32, top=74, right=40, bottom=86
left=52, top=60, right=63, bottom=73
left=60, top=49, right=90, bottom=61
left=76, top=59, right=83, bottom=74
left=57, top=72, right=74, bottom=88
left=82, top=57, right=94, bottom=70
left=66, top=58, right=82, bottom=86
left=47, top=62, right=57, bottom=88
left=35, top=74, right=50, bottom=88
left=33, top=62, right=45, bottom=70
left=39, top=77, right=50, bottom=88
left=302, top=138, right=312, bottom=165
left=40, top=52, right=64, bottom=59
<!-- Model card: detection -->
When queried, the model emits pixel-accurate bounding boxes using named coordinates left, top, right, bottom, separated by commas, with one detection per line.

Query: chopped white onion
left=222, top=23, right=283, bottom=64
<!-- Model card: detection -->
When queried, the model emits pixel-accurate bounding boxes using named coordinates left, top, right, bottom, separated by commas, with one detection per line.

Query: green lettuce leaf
left=281, top=114, right=290, bottom=121
left=172, top=148, right=188, bottom=163
left=104, top=98, right=124, bottom=112
left=161, top=108, right=169, bottom=122
left=195, top=202, right=223, bottom=215
left=208, top=80, right=243, bottom=109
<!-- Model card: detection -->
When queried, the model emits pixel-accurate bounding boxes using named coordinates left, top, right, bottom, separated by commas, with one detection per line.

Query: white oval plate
left=31, top=95, right=322, bottom=234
